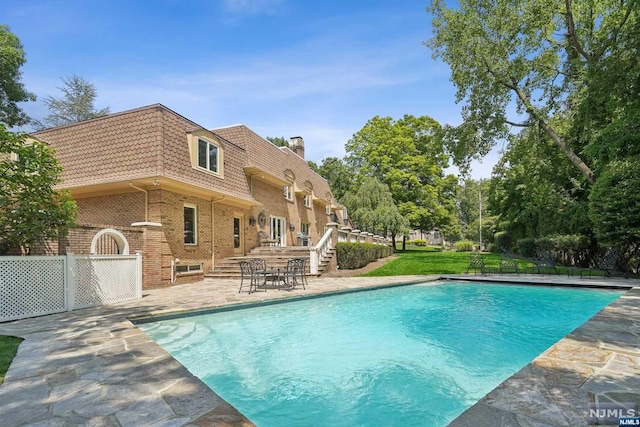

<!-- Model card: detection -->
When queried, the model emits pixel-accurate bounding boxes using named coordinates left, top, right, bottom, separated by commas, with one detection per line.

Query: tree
left=588, top=160, right=640, bottom=247
left=455, top=178, right=488, bottom=241
left=426, top=0, right=638, bottom=184
left=312, top=157, right=355, bottom=202
left=0, top=25, right=36, bottom=127
left=341, top=177, right=409, bottom=250
left=0, top=124, right=77, bottom=254
left=345, top=115, right=457, bottom=233
left=487, top=125, right=591, bottom=241
left=266, top=136, right=289, bottom=147
left=36, top=74, right=109, bottom=129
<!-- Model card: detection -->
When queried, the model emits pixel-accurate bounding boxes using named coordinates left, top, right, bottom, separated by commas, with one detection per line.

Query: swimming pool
left=139, top=282, right=622, bottom=426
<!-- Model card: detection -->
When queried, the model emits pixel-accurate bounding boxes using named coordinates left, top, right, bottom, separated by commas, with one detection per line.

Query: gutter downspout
left=211, top=196, right=226, bottom=270
left=129, top=183, right=148, bottom=222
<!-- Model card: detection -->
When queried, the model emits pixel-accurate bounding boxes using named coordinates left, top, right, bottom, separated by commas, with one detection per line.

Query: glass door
left=270, top=216, right=286, bottom=246
left=233, top=215, right=244, bottom=254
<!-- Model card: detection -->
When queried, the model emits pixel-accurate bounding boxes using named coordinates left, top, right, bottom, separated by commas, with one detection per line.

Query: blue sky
left=4, top=0, right=498, bottom=178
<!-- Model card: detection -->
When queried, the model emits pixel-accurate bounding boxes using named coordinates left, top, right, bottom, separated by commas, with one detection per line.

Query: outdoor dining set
left=238, top=257, right=309, bottom=294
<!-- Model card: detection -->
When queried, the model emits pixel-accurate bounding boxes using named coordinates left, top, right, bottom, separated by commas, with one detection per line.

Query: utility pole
left=479, top=186, right=482, bottom=251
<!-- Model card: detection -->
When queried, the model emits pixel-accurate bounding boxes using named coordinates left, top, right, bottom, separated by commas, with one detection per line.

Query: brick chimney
left=289, top=136, right=305, bottom=159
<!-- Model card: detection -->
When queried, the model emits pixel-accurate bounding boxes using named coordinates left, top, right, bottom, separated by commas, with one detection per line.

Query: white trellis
left=0, top=253, right=142, bottom=322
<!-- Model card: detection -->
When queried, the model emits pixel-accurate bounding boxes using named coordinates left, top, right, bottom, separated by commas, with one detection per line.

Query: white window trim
left=284, top=185, right=293, bottom=201
left=304, top=194, right=312, bottom=208
left=325, top=204, right=331, bottom=215
left=187, top=132, right=224, bottom=178
left=300, top=222, right=310, bottom=235
left=197, top=137, right=220, bottom=174
left=184, top=204, right=198, bottom=245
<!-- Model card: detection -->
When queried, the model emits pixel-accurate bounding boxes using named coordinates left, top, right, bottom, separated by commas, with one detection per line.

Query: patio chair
left=466, top=253, right=494, bottom=275
left=282, top=258, right=307, bottom=290
left=580, top=248, right=619, bottom=278
left=258, top=231, right=279, bottom=247
left=531, top=251, right=557, bottom=275
left=499, top=253, right=520, bottom=275
left=238, top=259, right=266, bottom=293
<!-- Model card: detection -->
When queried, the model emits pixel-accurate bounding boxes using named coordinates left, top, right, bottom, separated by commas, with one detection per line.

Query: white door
left=270, top=216, right=286, bottom=246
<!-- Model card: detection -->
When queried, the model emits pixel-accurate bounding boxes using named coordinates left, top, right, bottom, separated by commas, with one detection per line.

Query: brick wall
left=247, top=177, right=332, bottom=247
left=76, top=192, right=146, bottom=227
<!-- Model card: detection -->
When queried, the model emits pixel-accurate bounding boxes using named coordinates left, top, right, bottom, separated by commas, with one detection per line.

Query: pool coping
left=0, top=274, right=639, bottom=426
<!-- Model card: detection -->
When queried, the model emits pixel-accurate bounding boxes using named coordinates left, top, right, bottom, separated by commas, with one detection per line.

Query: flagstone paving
left=0, top=274, right=638, bottom=426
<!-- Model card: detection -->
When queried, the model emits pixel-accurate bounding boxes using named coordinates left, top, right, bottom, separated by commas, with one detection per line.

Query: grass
left=0, top=335, right=23, bottom=385
left=361, top=245, right=534, bottom=276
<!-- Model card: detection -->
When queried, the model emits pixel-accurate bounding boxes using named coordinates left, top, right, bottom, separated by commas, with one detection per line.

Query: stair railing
left=310, top=228, right=333, bottom=274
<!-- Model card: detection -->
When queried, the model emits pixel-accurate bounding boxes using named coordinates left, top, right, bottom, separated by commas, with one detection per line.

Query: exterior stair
left=205, top=246, right=335, bottom=279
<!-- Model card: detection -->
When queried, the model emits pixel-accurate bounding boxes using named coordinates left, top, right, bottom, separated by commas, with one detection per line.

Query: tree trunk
left=511, top=83, right=596, bottom=184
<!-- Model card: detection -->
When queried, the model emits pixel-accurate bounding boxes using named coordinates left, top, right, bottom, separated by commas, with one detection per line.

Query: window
left=184, top=205, right=197, bottom=244
left=284, top=185, right=293, bottom=201
left=176, top=264, right=202, bottom=273
left=304, top=194, right=312, bottom=208
left=300, top=222, right=310, bottom=235
left=325, top=204, right=331, bottom=215
left=197, top=138, right=218, bottom=173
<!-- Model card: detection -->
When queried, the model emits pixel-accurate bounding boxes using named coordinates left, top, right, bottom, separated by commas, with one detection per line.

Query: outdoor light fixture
left=290, top=224, right=296, bottom=232
left=249, top=216, right=256, bottom=226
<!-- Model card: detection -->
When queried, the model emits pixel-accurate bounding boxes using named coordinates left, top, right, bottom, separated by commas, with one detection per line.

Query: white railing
left=309, top=228, right=333, bottom=274
left=0, top=253, right=142, bottom=322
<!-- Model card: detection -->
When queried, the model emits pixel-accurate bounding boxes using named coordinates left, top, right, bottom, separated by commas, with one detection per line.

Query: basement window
left=176, top=264, right=203, bottom=273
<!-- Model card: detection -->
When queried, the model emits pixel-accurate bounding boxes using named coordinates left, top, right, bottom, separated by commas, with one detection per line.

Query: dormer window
left=198, top=138, right=219, bottom=173
left=187, top=131, right=224, bottom=177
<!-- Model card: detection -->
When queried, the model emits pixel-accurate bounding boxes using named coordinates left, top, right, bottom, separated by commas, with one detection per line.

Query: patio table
left=260, top=269, right=286, bottom=290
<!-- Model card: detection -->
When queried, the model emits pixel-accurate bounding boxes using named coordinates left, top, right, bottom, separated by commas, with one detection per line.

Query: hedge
left=455, top=240, right=474, bottom=252
left=336, top=243, right=394, bottom=270
left=517, top=238, right=536, bottom=258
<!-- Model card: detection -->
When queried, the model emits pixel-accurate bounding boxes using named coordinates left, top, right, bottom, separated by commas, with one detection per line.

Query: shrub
left=589, top=160, right=640, bottom=247
left=494, top=231, right=512, bottom=252
left=455, top=240, right=474, bottom=252
left=336, top=242, right=393, bottom=270
left=487, top=243, right=499, bottom=253
left=412, top=239, right=427, bottom=246
left=535, top=237, right=554, bottom=251
left=553, top=234, right=592, bottom=267
left=517, top=238, right=536, bottom=258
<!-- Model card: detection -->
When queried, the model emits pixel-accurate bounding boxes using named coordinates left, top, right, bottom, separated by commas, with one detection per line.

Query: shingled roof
left=213, top=125, right=338, bottom=205
left=33, top=104, right=258, bottom=205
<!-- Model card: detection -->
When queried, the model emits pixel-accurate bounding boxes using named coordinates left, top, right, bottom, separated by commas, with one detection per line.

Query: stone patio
left=0, top=274, right=638, bottom=426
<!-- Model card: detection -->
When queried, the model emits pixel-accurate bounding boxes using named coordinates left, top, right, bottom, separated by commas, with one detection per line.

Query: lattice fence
left=0, top=257, right=67, bottom=322
left=0, top=254, right=142, bottom=322
left=71, top=255, right=141, bottom=309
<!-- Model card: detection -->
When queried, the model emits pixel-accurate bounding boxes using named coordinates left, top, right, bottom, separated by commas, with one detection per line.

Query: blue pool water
left=139, top=282, right=622, bottom=426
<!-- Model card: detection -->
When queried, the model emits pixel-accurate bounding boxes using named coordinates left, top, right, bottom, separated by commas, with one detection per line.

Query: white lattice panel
left=0, top=257, right=66, bottom=322
left=72, top=255, right=140, bottom=309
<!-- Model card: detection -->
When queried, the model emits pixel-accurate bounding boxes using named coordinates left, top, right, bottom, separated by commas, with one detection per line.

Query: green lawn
left=361, top=245, right=534, bottom=276
left=0, top=335, right=22, bottom=385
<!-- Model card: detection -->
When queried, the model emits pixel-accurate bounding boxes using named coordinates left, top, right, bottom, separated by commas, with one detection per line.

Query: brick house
left=32, top=104, right=350, bottom=287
